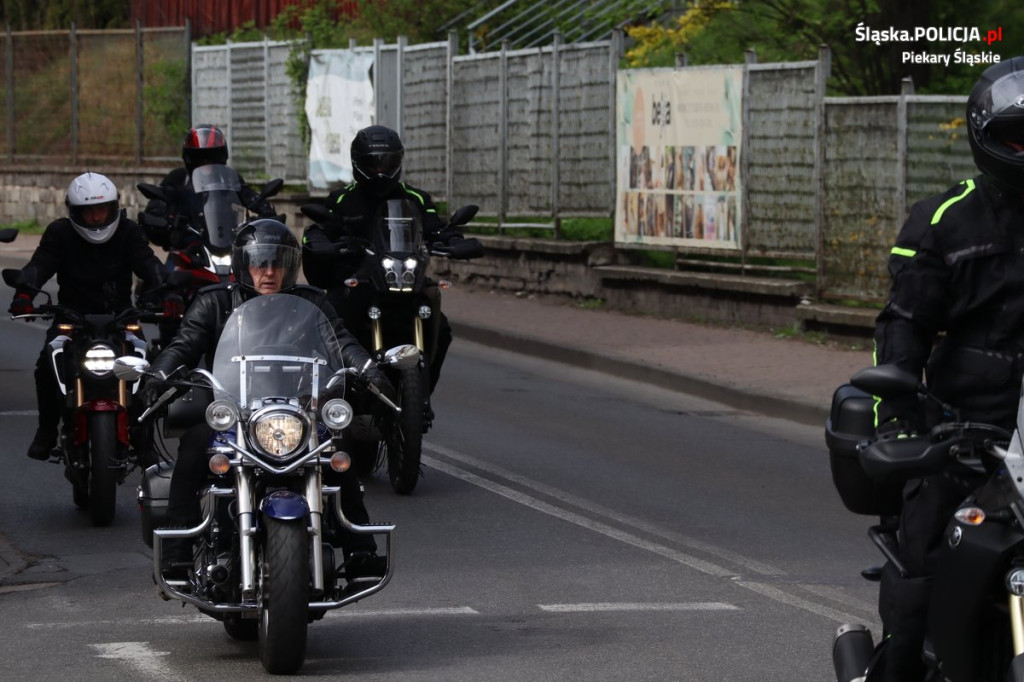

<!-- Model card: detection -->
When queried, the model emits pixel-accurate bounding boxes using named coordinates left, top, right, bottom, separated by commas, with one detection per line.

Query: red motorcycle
left=4, top=267, right=177, bottom=526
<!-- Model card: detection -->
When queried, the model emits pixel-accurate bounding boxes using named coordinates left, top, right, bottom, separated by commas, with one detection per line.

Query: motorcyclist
left=7, top=172, right=174, bottom=461
left=867, top=56, right=1024, bottom=681
left=144, top=218, right=393, bottom=581
left=301, top=125, right=467, bottom=395
left=138, top=123, right=277, bottom=253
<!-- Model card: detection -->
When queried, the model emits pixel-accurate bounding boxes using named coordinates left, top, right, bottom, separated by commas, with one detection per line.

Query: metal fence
left=3, top=28, right=980, bottom=305
left=1, top=24, right=189, bottom=165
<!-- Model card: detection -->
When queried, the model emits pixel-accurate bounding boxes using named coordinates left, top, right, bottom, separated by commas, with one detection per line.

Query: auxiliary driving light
left=321, top=398, right=354, bottom=430
left=206, top=399, right=239, bottom=431
left=1007, top=568, right=1024, bottom=596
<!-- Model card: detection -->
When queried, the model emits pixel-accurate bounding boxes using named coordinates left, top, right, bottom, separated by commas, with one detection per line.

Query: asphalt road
left=0, top=272, right=880, bottom=679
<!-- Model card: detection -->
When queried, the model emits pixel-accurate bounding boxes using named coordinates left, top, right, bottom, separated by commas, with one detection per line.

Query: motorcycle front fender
left=260, top=489, right=309, bottom=521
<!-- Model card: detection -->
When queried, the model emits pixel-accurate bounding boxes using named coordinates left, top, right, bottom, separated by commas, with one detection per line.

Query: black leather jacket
left=150, top=283, right=376, bottom=379
left=875, top=173, right=1024, bottom=429
left=17, top=216, right=164, bottom=314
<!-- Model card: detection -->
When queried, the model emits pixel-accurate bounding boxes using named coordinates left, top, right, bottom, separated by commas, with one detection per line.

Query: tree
left=624, top=0, right=1024, bottom=96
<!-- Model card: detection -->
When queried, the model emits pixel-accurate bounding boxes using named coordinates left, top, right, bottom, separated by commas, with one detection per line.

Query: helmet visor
left=241, top=243, right=300, bottom=271
left=69, top=200, right=119, bottom=230
left=975, top=71, right=1024, bottom=129
left=355, top=150, right=403, bottom=178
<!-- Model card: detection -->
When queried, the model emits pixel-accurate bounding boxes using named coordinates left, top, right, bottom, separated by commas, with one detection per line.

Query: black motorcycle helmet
left=351, top=125, right=404, bottom=196
left=183, top=123, right=229, bottom=174
left=967, top=56, right=1024, bottom=191
left=232, top=219, right=301, bottom=293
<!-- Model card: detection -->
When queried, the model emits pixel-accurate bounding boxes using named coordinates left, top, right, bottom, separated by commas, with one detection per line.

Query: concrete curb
left=451, top=321, right=829, bottom=428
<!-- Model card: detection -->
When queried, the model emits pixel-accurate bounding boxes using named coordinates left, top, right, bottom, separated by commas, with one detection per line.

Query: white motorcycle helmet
left=65, top=172, right=121, bottom=245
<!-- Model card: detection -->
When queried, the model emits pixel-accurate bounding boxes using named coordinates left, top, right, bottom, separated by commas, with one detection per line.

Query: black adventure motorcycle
left=3, top=267, right=180, bottom=526
left=827, top=364, right=1024, bottom=682
left=301, top=200, right=483, bottom=494
left=118, top=293, right=413, bottom=674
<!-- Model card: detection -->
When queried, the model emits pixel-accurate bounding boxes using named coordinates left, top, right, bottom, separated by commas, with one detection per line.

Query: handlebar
left=859, top=420, right=1012, bottom=481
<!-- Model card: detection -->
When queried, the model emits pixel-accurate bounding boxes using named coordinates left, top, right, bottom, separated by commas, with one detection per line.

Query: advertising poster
left=615, top=66, right=743, bottom=249
left=305, top=49, right=376, bottom=190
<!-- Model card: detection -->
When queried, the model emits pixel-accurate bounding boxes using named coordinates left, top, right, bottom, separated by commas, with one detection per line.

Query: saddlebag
left=138, top=461, right=174, bottom=548
left=825, top=384, right=902, bottom=516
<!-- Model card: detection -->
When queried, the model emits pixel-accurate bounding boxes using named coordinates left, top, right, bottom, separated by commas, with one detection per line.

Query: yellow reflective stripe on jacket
left=930, top=178, right=975, bottom=225
left=891, top=246, right=916, bottom=258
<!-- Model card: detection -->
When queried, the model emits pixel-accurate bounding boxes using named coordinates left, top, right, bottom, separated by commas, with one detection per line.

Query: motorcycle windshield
left=211, top=294, right=345, bottom=407
left=372, top=198, right=424, bottom=256
left=190, top=164, right=245, bottom=252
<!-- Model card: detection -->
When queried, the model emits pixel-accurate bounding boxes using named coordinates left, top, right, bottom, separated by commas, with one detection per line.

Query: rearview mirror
left=113, top=356, right=152, bottom=381
left=383, top=344, right=421, bottom=370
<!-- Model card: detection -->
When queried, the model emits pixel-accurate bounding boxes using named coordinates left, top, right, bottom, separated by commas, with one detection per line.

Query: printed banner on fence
left=614, top=66, right=743, bottom=249
left=305, top=49, right=376, bottom=190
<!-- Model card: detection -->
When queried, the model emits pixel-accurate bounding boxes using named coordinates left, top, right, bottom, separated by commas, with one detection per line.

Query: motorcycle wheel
left=386, top=366, right=424, bottom=495
left=88, top=414, right=118, bottom=527
left=258, top=517, right=310, bottom=674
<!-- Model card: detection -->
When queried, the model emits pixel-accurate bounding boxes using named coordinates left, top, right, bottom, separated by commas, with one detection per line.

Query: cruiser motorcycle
left=3, top=267, right=176, bottom=526
left=301, top=200, right=483, bottom=494
left=117, top=293, right=408, bottom=674
left=827, top=364, right=1024, bottom=682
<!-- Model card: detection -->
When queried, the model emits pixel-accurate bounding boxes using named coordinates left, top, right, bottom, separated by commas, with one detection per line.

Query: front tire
left=88, top=414, right=119, bottom=526
left=258, top=517, right=310, bottom=674
left=386, top=366, right=424, bottom=495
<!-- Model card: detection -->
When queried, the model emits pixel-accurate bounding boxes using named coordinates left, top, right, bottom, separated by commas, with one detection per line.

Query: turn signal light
left=209, top=453, right=231, bottom=475
left=954, top=507, right=986, bottom=526
left=330, top=451, right=352, bottom=473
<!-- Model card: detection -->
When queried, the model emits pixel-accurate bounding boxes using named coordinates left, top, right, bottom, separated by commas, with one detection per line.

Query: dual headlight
left=381, top=257, right=418, bottom=291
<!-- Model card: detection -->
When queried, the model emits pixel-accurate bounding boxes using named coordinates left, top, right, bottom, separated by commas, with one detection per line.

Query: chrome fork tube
left=307, top=467, right=325, bottom=593
left=371, top=318, right=383, bottom=352
left=236, top=468, right=257, bottom=595
left=1012, top=594, right=1024, bottom=655
left=414, top=317, right=424, bottom=351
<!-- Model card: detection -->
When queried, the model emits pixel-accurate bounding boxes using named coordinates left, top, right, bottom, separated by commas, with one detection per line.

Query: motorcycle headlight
left=321, top=398, right=353, bottom=430
left=83, top=343, right=116, bottom=377
left=205, top=399, right=240, bottom=432
left=248, top=407, right=308, bottom=459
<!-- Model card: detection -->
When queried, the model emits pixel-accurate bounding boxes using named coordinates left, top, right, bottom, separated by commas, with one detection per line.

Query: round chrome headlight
left=321, top=398, right=354, bottom=430
left=249, top=408, right=308, bottom=459
left=83, top=343, right=116, bottom=377
left=205, top=399, right=240, bottom=432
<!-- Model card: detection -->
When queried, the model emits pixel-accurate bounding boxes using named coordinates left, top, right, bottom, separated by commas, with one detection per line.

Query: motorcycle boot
left=27, top=427, right=57, bottom=461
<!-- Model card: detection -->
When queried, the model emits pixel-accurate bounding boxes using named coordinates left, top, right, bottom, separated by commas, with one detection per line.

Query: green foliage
left=625, top=0, right=1024, bottom=96
left=1, top=0, right=129, bottom=30
left=144, top=59, right=189, bottom=142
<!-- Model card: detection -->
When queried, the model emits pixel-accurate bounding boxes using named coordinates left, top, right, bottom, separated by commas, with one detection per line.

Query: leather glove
left=162, top=294, right=184, bottom=319
left=9, top=293, right=33, bottom=316
left=365, top=369, right=396, bottom=403
left=138, top=376, right=166, bottom=408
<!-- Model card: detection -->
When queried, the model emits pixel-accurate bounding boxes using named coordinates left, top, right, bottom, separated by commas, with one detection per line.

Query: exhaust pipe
left=833, top=623, right=874, bottom=682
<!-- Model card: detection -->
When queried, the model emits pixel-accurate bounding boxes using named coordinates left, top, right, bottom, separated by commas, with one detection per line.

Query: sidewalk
left=443, top=286, right=870, bottom=427
left=0, top=232, right=870, bottom=426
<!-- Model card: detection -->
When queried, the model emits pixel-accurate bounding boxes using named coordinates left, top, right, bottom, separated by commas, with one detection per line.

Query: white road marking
left=427, top=443, right=782, bottom=576
left=0, top=410, right=36, bottom=416
left=423, top=449, right=869, bottom=625
left=335, top=606, right=480, bottom=617
left=90, top=642, right=183, bottom=681
left=539, top=602, right=739, bottom=613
